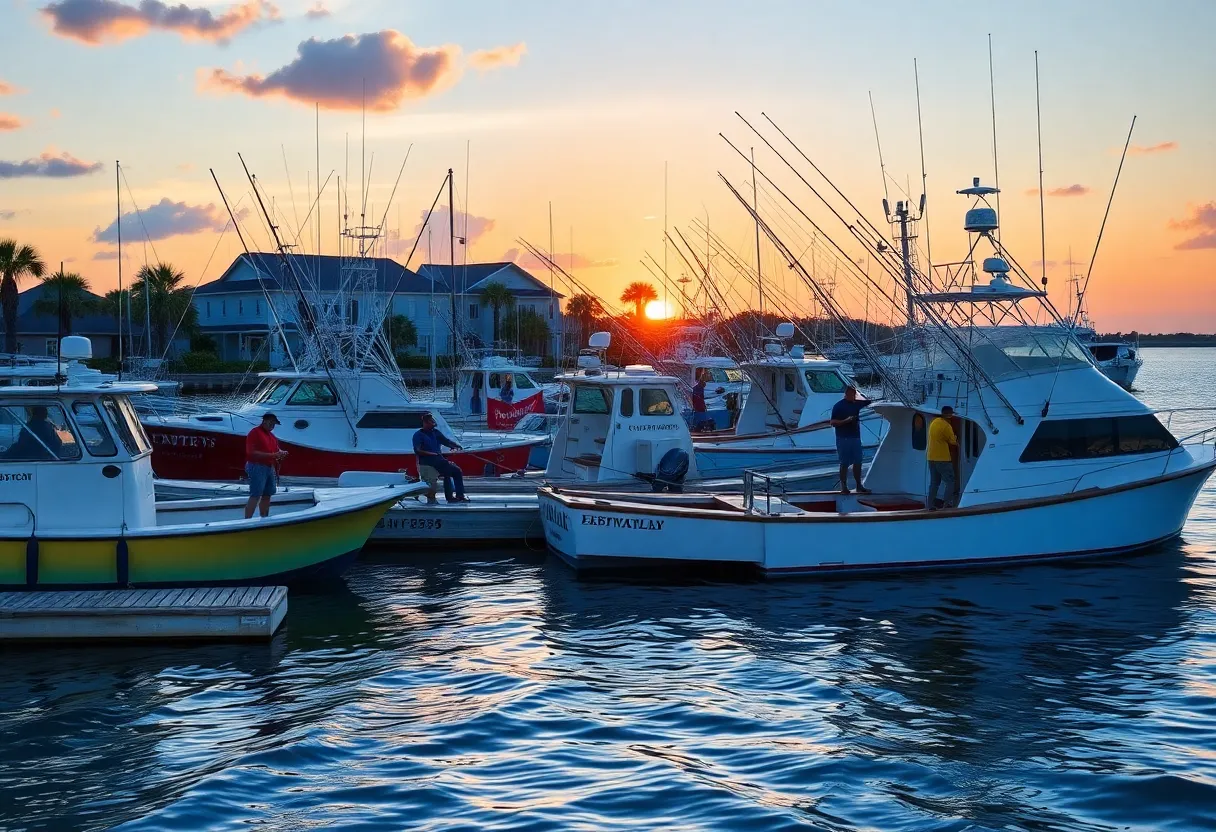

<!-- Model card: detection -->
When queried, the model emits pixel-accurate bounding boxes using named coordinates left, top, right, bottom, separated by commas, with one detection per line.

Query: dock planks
left=0, top=586, right=287, bottom=641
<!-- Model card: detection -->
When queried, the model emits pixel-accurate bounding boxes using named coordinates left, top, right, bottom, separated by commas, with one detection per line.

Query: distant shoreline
left=1110, top=337, right=1216, bottom=347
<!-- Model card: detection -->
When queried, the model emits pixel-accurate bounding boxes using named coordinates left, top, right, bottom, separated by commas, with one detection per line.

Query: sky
left=1, top=0, right=1214, bottom=332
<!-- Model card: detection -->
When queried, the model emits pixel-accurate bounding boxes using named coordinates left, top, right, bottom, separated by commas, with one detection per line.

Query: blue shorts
left=836, top=436, right=863, bottom=466
left=246, top=462, right=277, bottom=498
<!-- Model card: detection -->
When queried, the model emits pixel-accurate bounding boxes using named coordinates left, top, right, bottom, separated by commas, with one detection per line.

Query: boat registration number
left=378, top=518, right=443, bottom=531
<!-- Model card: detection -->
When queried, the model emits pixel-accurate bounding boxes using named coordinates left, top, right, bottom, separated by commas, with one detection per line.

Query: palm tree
left=503, top=307, right=551, bottom=357
left=478, top=280, right=515, bottom=343
left=620, top=281, right=658, bottom=320
left=0, top=239, right=46, bottom=353
left=32, top=270, right=96, bottom=336
left=133, top=262, right=196, bottom=357
left=566, top=293, right=604, bottom=341
left=382, top=314, right=417, bottom=355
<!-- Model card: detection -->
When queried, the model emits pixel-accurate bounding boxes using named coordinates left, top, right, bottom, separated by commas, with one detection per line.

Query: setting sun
left=644, top=300, right=676, bottom=320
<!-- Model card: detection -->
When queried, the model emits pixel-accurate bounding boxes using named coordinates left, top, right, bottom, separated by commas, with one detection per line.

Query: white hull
left=1098, top=361, right=1142, bottom=390
left=538, top=463, right=1214, bottom=576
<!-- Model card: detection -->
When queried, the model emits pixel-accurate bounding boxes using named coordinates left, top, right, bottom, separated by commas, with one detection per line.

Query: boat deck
left=0, top=586, right=287, bottom=641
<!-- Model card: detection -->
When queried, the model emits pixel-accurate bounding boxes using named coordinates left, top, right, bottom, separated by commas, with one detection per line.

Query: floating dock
left=0, top=586, right=287, bottom=641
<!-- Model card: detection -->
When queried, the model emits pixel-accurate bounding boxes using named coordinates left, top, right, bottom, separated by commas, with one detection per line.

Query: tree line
left=0, top=238, right=197, bottom=357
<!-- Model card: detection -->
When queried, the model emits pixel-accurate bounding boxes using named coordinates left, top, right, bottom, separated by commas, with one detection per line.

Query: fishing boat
left=537, top=179, right=1216, bottom=576
left=691, top=328, right=887, bottom=475
left=448, top=351, right=559, bottom=429
left=142, top=368, right=541, bottom=480
left=0, top=337, right=417, bottom=588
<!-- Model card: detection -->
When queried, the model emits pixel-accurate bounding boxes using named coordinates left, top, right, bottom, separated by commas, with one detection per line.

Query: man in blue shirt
left=413, top=412, right=469, bottom=504
left=829, top=385, right=873, bottom=495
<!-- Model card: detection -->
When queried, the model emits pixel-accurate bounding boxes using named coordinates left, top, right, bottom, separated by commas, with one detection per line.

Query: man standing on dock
left=244, top=412, right=288, bottom=519
left=925, top=405, right=959, bottom=510
left=830, top=385, right=873, bottom=495
left=413, top=412, right=469, bottom=504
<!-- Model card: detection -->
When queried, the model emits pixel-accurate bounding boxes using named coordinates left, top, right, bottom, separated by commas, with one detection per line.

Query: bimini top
left=555, top=365, right=681, bottom=386
left=0, top=380, right=158, bottom=396
left=918, top=275, right=1046, bottom=304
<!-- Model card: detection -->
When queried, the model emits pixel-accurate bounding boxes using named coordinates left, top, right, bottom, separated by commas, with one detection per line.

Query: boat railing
left=742, top=469, right=786, bottom=514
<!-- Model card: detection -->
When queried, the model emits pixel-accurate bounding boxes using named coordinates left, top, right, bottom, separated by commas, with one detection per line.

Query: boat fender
left=116, top=538, right=130, bottom=587
left=25, top=536, right=37, bottom=587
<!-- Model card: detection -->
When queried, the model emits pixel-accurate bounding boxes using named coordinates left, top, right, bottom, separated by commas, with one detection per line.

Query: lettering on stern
left=580, top=514, right=665, bottom=531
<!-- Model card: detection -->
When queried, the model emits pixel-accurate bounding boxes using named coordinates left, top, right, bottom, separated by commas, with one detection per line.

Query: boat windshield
left=252, top=379, right=293, bottom=405
left=959, top=328, right=1092, bottom=379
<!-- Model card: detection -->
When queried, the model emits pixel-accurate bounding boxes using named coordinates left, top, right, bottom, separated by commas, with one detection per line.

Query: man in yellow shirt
left=925, top=405, right=959, bottom=510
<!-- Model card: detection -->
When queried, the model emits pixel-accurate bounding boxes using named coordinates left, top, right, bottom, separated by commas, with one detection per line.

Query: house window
left=45, top=339, right=58, bottom=357
left=255, top=298, right=261, bottom=316
left=221, top=300, right=227, bottom=317
left=549, top=303, right=554, bottom=319
left=469, top=303, right=479, bottom=319
left=347, top=299, right=359, bottom=324
left=206, top=301, right=211, bottom=318
left=238, top=299, right=244, bottom=315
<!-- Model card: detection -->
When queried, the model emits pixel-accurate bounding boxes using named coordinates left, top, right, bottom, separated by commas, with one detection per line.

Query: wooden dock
left=0, top=586, right=287, bottom=641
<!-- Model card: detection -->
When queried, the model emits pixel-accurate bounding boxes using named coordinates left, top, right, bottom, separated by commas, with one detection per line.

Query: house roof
left=195, top=252, right=434, bottom=297
left=418, top=262, right=565, bottom=298
left=7, top=284, right=140, bottom=336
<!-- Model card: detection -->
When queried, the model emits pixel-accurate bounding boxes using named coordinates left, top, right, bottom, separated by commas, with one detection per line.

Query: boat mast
left=447, top=168, right=457, bottom=360
left=750, top=147, right=763, bottom=336
left=116, top=161, right=124, bottom=372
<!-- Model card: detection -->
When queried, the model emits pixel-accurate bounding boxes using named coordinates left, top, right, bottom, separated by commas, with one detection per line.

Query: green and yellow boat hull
left=0, top=495, right=399, bottom=589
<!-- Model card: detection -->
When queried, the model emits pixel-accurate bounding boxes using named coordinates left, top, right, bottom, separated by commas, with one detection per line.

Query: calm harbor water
left=3, top=348, right=1216, bottom=831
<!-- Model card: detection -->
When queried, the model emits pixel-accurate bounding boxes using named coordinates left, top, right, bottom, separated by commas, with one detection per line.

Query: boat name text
left=541, top=502, right=570, bottom=531
left=581, top=514, right=665, bottom=531
left=0, top=472, right=32, bottom=482
left=627, top=423, right=680, bottom=432
left=152, top=433, right=218, bottom=450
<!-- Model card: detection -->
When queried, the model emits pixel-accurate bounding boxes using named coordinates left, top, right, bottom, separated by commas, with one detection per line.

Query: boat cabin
left=546, top=364, right=699, bottom=483
left=174, top=369, right=463, bottom=453
left=0, top=338, right=159, bottom=535
left=452, top=354, right=548, bottom=427
left=733, top=349, right=857, bottom=434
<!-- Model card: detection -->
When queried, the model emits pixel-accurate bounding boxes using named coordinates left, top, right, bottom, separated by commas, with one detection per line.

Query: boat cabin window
left=252, top=379, right=293, bottom=405
left=640, top=388, right=674, bottom=416
left=572, top=385, right=610, bottom=415
left=71, top=401, right=117, bottom=457
left=783, top=373, right=797, bottom=393
left=356, top=411, right=426, bottom=429
left=619, top=387, right=634, bottom=417
left=1088, top=345, right=1119, bottom=362
left=701, top=367, right=740, bottom=384
left=1019, top=415, right=1178, bottom=463
left=805, top=370, right=846, bottom=394
left=288, top=381, right=337, bottom=406
left=487, top=373, right=499, bottom=389
left=101, top=395, right=150, bottom=455
left=513, top=373, right=536, bottom=390
left=0, top=403, right=82, bottom=461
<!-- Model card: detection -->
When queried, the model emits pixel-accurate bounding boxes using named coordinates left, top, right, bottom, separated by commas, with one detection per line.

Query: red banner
left=487, top=392, right=545, bottom=429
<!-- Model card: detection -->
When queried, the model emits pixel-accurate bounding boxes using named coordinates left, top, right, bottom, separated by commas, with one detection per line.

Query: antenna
left=1077, top=116, right=1137, bottom=321
left=914, top=58, right=932, bottom=282
left=315, top=102, right=321, bottom=256
left=868, top=91, right=890, bottom=207
left=989, top=35, right=1001, bottom=242
left=1035, top=50, right=1047, bottom=288
left=750, top=147, right=763, bottom=327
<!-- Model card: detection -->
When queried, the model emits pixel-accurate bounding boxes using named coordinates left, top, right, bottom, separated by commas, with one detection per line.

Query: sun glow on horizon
left=644, top=299, right=677, bottom=320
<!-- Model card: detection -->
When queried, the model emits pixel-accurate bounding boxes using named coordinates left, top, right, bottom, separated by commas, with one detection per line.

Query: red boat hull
left=146, top=425, right=535, bottom=481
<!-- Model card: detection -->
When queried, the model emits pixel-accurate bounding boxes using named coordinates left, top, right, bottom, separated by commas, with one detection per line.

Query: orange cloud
left=469, top=42, right=527, bottom=71
left=203, top=31, right=461, bottom=111
left=41, top=0, right=276, bottom=45
left=1128, top=141, right=1178, bottom=155
left=1169, top=202, right=1216, bottom=251
left=1025, top=184, right=1090, bottom=197
left=304, top=1, right=329, bottom=19
left=0, top=80, right=20, bottom=96
left=0, top=149, right=103, bottom=178
left=0, top=114, right=24, bottom=131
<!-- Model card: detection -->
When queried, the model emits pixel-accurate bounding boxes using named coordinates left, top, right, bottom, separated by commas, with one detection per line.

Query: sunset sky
left=2, top=0, right=1213, bottom=332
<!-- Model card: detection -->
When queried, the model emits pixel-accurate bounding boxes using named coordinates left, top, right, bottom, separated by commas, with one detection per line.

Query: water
left=3, top=348, right=1216, bottom=831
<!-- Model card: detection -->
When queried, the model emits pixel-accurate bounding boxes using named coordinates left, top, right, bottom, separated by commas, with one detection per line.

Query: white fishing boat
left=537, top=179, right=1216, bottom=576
left=0, top=337, right=418, bottom=588
left=691, top=327, right=887, bottom=475
left=447, top=350, right=559, bottom=429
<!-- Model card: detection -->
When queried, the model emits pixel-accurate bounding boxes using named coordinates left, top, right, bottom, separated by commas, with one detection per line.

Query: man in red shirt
left=245, top=412, right=288, bottom=518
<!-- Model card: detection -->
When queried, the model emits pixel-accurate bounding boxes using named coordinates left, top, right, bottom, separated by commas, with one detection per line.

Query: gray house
left=7, top=283, right=140, bottom=358
left=192, top=253, right=565, bottom=366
